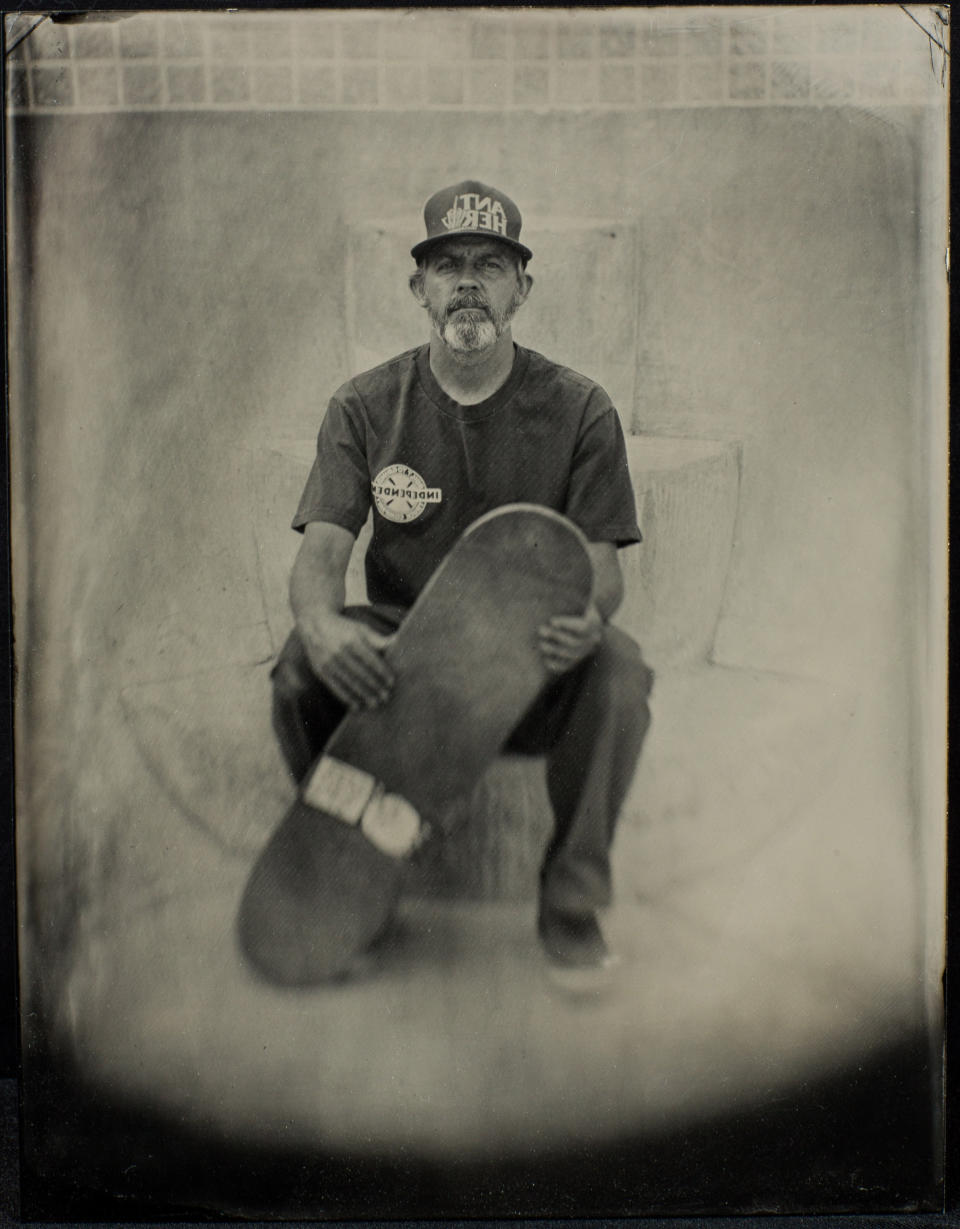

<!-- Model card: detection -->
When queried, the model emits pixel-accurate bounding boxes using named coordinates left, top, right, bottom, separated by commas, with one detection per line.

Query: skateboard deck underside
left=238, top=505, right=593, bottom=984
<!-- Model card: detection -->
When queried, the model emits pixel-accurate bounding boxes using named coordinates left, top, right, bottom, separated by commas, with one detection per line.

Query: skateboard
left=237, top=503, right=593, bottom=985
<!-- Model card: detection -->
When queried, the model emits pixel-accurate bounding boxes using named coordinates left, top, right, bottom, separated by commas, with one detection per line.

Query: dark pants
left=271, top=605, right=654, bottom=914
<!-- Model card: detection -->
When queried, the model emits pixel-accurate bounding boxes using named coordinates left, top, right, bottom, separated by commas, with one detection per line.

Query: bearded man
left=271, top=180, right=653, bottom=970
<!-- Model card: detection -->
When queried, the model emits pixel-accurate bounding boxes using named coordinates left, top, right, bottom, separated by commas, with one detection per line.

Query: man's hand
left=538, top=602, right=604, bottom=674
left=299, top=613, right=394, bottom=710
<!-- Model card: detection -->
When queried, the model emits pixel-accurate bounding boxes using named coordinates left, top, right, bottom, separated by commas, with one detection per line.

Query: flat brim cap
left=411, top=179, right=533, bottom=263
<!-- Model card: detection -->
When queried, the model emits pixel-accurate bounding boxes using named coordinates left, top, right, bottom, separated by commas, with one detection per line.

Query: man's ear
left=409, top=270, right=428, bottom=307
left=518, top=271, right=534, bottom=304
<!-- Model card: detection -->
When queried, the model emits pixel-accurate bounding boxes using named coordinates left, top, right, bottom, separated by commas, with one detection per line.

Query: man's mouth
left=450, top=299, right=489, bottom=314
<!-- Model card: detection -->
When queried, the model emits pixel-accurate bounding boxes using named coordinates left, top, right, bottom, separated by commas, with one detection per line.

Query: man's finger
left=327, top=657, right=387, bottom=709
left=345, top=639, right=395, bottom=691
left=539, top=636, right=585, bottom=665
left=321, top=665, right=365, bottom=710
left=341, top=656, right=392, bottom=706
left=539, top=625, right=590, bottom=650
left=539, top=632, right=581, bottom=657
left=547, top=614, right=593, bottom=633
left=363, top=630, right=395, bottom=654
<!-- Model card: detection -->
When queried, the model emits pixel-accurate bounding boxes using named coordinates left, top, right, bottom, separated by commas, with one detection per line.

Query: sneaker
left=537, top=906, right=615, bottom=969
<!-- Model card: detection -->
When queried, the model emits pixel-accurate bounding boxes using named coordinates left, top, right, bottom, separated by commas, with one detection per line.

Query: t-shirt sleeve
left=564, top=394, right=642, bottom=546
left=291, top=392, right=371, bottom=535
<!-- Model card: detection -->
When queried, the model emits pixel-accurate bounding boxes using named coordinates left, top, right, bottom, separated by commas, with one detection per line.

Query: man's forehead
left=426, top=237, right=513, bottom=261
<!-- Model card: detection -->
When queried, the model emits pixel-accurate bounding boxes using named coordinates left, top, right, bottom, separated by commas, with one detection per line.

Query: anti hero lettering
left=441, top=192, right=508, bottom=238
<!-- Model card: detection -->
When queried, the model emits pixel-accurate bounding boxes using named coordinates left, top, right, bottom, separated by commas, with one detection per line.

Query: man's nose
left=456, top=266, right=481, bottom=289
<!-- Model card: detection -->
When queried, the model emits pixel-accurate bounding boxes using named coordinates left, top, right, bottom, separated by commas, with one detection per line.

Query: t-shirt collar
left=414, top=343, right=530, bottom=422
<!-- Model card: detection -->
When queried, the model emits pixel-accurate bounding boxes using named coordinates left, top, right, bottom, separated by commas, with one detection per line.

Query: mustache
left=447, top=294, right=491, bottom=314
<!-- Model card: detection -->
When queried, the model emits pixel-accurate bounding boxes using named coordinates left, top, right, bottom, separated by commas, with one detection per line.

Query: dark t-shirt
left=293, top=343, right=641, bottom=608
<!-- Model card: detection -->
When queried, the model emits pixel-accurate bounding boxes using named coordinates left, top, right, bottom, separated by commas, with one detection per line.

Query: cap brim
left=411, top=231, right=533, bottom=263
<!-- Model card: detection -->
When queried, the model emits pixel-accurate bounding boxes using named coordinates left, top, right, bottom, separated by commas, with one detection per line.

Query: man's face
left=415, top=238, right=530, bottom=355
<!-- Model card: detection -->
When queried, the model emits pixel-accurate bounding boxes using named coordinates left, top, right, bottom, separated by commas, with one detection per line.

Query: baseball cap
left=411, top=179, right=533, bottom=264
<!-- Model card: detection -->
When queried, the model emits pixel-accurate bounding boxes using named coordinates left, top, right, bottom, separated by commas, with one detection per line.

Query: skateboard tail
left=236, top=797, right=404, bottom=985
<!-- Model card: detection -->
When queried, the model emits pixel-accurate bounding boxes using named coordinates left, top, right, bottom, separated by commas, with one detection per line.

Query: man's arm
left=585, top=540, right=624, bottom=621
left=538, top=540, right=623, bottom=674
left=290, top=521, right=394, bottom=709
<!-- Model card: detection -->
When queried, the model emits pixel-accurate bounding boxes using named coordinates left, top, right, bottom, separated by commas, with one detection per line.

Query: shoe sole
left=542, top=952, right=622, bottom=999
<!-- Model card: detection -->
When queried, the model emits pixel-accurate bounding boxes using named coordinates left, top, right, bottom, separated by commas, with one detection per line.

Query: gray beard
left=431, top=289, right=523, bottom=355
left=439, top=309, right=498, bottom=354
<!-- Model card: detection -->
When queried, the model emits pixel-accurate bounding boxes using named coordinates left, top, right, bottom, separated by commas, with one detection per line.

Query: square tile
left=860, top=9, right=913, bottom=53
left=425, top=65, right=464, bottom=106
left=728, top=59, right=767, bottom=100
left=161, top=16, right=205, bottom=59
left=471, top=18, right=508, bottom=59
left=598, top=62, right=635, bottom=104
left=122, top=63, right=162, bottom=105
left=682, top=21, right=722, bottom=58
left=598, top=24, right=636, bottom=58
left=250, top=20, right=293, bottom=60
left=26, top=20, right=69, bottom=61
left=557, top=23, right=594, bottom=60
left=210, top=64, right=250, bottom=104
left=72, top=24, right=116, bottom=59
left=513, top=22, right=550, bottom=59
left=639, top=28, right=679, bottom=57
left=772, top=10, right=814, bottom=55
left=297, top=64, right=337, bottom=106
left=810, top=63, right=855, bottom=101
left=251, top=64, right=293, bottom=105
left=208, top=25, right=250, bottom=61
left=340, top=65, right=378, bottom=106
left=4, top=18, right=33, bottom=61
left=681, top=58, right=723, bottom=103
left=770, top=60, right=811, bottom=101
left=381, top=15, right=429, bottom=59
left=294, top=22, right=337, bottom=59
left=426, top=16, right=468, bottom=60
left=76, top=64, right=120, bottom=106
left=640, top=60, right=680, bottom=104
left=856, top=58, right=900, bottom=101
left=119, top=15, right=159, bottom=59
left=467, top=63, right=507, bottom=106
left=555, top=62, right=596, bottom=104
left=31, top=65, right=72, bottom=106
left=166, top=63, right=206, bottom=105
left=340, top=20, right=379, bottom=60
left=7, top=66, right=29, bottom=108
left=815, top=11, right=861, bottom=55
left=512, top=63, right=550, bottom=106
left=383, top=63, right=423, bottom=107
left=729, top=16, right=769, bottom=57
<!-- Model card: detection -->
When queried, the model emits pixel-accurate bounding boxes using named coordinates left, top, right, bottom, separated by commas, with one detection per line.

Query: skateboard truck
left=303, top=755, right=427, bottom=859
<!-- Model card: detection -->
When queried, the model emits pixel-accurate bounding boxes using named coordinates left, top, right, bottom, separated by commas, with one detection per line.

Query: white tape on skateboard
left=303, top=756, right=376, bottom=824
left=360, top=792, right=422, bottom=858
left=303, top=755, right=422, bottom=858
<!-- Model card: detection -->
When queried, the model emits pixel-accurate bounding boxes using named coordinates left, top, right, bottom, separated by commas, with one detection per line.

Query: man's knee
left=595, top=624, right=655, bottom=707
left=270, top=635, right=347, bottom=785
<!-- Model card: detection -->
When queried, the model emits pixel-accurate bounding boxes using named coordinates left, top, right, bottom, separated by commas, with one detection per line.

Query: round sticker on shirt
left=371, top=464, right=442, bottom=524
